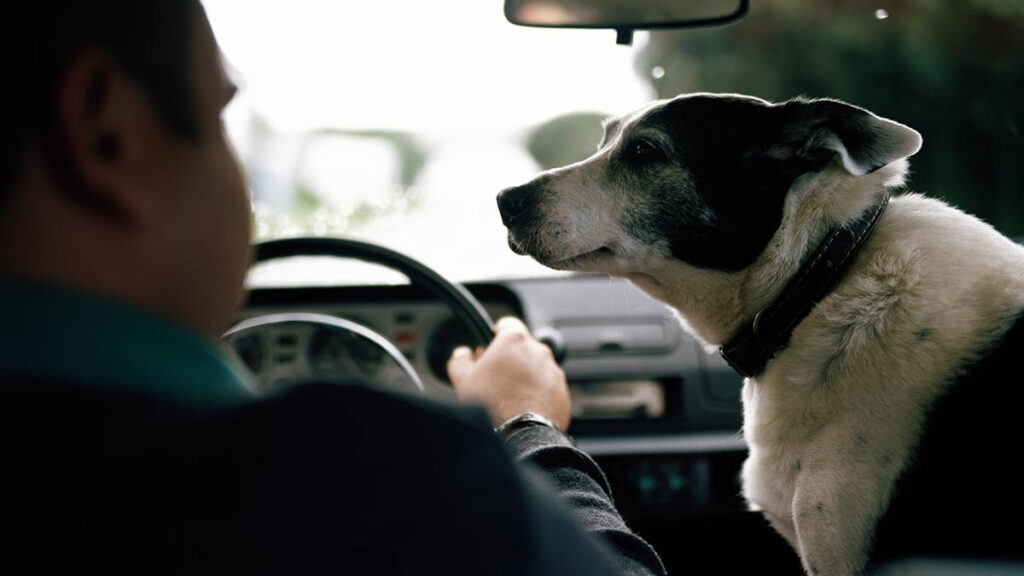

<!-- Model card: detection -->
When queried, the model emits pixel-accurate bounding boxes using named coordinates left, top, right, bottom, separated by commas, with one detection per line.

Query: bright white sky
left=201, top=0, right=653, bottom=133
left=199, top=0, right=657, bottom=283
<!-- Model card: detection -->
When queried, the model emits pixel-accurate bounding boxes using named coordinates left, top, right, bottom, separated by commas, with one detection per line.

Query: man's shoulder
left=228, top=382, right=493, bottom=438
left=186, top=384, right=526, bottom=530
left=0, top=377, right=492, bottom=436
left=0, top=378, right=501, bottom=467
left=0, top=378, right=508, bottom=491
left=200, top=383, right=490, bottom=454
left=0, top=380, right=536, bottom=574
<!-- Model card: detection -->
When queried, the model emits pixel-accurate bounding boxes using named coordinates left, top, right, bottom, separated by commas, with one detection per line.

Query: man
left=0, top=1, right=665, bottom=574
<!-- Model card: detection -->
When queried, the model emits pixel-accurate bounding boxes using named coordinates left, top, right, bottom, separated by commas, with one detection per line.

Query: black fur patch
left=610, top=94, right=912, bottom=273
left=617, top=95, right=794, bottom=272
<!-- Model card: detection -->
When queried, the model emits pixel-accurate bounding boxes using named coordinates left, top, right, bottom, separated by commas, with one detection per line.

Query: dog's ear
left=774, top=98, right=922, bottom=176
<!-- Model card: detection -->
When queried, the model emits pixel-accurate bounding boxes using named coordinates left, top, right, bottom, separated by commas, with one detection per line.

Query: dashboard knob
left=534, top=326, right=567, bottom=365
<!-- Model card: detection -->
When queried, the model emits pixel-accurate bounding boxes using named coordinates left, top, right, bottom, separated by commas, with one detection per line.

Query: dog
left=497, top=93, right=1024, bottom=575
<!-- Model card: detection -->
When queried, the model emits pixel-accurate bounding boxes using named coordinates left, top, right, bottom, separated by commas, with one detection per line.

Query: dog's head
left=498, top=94, right=922, bottom=278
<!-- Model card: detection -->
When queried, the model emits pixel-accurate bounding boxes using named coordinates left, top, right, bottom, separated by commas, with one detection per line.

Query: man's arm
left=448, top=317, right=667, bottom=576
left=508, top=424, right=668, bottom=575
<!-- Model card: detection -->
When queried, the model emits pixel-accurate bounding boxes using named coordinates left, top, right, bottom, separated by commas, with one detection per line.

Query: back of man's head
left=2, top=0, right=200, bottom=199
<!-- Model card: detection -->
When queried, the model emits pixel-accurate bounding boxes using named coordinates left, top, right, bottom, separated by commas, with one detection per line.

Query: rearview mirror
left=504, top=0, right=748, bottom=44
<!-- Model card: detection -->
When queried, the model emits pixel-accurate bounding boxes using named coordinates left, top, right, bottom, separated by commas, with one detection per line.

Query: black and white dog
left=498, top=93, right=1024, bottom=575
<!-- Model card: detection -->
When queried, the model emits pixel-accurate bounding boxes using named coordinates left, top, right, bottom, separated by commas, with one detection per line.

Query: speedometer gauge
left=308, top=326, right=384, bottom=381
left=231, top=333, right=266, bottom=374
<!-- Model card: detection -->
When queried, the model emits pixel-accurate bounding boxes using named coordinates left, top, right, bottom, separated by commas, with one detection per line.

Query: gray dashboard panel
left=506, top=275, right=745, bottom=431
left=238, top=273, right=750, bottom=518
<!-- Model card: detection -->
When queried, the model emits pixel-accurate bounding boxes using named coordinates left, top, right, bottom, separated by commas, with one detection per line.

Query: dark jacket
left=0, top=380, right=665, bottom=575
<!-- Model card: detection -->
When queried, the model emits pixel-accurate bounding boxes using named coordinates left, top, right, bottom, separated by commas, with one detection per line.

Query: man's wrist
left=495, top=411, right=572, bottom=443
left=495, top=411, right=559, bottom=433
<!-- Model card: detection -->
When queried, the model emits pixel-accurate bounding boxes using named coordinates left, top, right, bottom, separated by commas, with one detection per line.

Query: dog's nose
left=497, top=184, right=532, bottom=226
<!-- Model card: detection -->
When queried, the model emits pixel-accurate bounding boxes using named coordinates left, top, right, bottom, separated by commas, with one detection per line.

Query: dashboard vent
left=556, top=319, right=677, bottom=356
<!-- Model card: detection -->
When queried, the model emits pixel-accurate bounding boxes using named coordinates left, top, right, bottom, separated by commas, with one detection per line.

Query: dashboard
left=233, top=273, right=802, bottom=572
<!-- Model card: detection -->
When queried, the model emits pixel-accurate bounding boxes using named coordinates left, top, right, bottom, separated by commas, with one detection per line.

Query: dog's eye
left=626, top=139, right=663, bottom=161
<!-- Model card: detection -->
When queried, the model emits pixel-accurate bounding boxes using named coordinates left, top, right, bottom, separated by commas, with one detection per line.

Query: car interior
left=207, top=1, right=1024, bottom=573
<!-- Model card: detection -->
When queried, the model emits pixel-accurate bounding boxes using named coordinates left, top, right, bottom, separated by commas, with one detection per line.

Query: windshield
left=202, top=0, right=1023, bottom=285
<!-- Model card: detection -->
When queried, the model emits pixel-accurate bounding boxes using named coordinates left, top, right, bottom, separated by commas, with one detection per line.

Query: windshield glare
left=203, top=0, right=1024, bottom=286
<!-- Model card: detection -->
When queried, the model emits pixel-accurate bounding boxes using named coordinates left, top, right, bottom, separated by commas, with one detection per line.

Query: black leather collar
left=720, top=193, right=890, bottom=378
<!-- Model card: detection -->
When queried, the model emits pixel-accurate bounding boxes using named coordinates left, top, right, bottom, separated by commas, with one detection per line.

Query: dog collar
left=720, top=192, right=890, bottom=378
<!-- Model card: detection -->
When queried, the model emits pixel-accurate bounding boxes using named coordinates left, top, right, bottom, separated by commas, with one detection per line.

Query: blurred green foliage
left=635, top=0, right=1024, bottom=234
left=526, top=112, right=607, bottom=170
left=314, top=128, right=429, bottom=190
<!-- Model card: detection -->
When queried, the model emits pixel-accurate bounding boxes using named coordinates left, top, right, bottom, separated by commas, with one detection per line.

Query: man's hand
left=447, top=316, right=570, bottom=431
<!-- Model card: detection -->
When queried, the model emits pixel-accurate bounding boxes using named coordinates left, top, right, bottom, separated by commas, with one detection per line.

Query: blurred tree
left=315, top=129, right=429, bottom=190
left=526, top=112, right=607, bottom=170
left=636, top=0, right=1024, bottom=235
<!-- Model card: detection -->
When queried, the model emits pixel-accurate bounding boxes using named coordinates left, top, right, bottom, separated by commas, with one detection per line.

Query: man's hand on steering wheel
left=447, top=317, right=571, bottom=432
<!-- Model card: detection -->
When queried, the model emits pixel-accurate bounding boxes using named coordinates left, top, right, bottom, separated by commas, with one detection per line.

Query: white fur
left=633, top=164, right=1024, bottom=575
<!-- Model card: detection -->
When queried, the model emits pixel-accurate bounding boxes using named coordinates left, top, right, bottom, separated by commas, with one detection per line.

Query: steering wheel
left=222, top=237, right=496, bottom=396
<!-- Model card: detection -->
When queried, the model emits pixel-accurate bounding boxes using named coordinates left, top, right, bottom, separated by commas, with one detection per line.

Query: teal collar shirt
left=0, top=278, right=254, bottom=411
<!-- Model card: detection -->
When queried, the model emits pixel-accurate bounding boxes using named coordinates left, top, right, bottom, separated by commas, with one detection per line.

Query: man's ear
left=773, top=97, right=923, bottom=177
left=53, top=48, right=159, bottom=223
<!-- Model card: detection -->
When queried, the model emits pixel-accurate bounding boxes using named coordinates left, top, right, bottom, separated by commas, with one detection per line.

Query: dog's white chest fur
left=629, top=187, right=1024, bottom=575
left=739, top=360, right=923, bottom=576
left=735, top=194, right=1024, bottom=576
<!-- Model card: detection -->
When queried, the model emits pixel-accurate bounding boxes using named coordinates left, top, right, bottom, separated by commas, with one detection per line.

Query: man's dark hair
left=2, top=0, right=201, bottom=198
